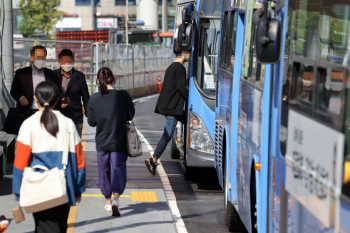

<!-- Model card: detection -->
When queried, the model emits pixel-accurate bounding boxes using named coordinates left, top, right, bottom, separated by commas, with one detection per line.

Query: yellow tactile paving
left=82, top=194, right=131, bottom=197
left=67, top=202, right=79, bottom=233
left=131, top=191, right=158, bottom=202
left=67, top=125, right=86, bottom=233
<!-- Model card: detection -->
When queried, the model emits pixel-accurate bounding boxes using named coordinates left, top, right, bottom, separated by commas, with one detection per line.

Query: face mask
left=331, top=82, right=344, bottom=91
left=302, top=80, right=312, bottom=87
left=33, top=60, right=46, bottom=69
left=61, top=64, right=73, bottom=72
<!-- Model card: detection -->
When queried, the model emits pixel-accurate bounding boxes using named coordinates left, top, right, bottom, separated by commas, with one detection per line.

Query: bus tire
left=170, top=136, right=181, bottom=159
left=183, top=159, right=195, bottom=180
left=224, top=151, right=246, bottom=232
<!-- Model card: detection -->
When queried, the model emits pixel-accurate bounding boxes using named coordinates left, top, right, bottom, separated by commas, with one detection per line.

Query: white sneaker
left=111, top=200, right=120, bottom=216
left=104, top=204, right=112, bottom=212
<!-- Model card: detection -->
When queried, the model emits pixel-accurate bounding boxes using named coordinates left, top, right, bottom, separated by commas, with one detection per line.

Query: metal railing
left=13, top=38, right=173, bottom=94
left=93, top=42, right=172, bottom=93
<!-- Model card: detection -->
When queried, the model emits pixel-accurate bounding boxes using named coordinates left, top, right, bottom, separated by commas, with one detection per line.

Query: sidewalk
left=0, top=118, right=177, bottom=233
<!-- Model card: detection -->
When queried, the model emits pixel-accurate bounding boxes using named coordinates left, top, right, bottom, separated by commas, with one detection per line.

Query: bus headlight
left=188, top=112, right=214, bottom=154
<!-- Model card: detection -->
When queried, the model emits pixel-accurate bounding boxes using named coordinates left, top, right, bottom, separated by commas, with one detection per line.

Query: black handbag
left=3, top=107, right=36, bottom=135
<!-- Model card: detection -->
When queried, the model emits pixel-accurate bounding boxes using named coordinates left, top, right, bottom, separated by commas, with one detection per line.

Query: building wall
left=58, top=0, right=176, bottom=31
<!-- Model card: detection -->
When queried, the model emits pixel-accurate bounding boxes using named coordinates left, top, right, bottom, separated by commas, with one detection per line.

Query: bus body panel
left=339, top=201, right=350, bottom=233
left=215, top=0, right=271, bottom=231
left=187, top=77, right=215, bottom=167
left=228, top=12, right=246, bottom=206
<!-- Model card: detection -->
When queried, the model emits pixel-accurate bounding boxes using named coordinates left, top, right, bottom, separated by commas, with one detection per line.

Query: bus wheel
left=183, top=159, right=195, bottom=180
left=224, top=151, right=247, bottom=232
left=170, top=136, right=181, bottom=159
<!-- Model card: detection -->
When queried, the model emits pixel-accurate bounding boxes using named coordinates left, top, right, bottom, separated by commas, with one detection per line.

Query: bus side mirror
left=256, top=18, right=282, bottom=64
left=182, top=3, right=198, bottom=23
left=177, top=23, right=194, bottom=51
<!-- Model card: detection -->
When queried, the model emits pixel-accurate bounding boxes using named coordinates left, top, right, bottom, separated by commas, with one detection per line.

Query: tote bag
left=20, top=126, right=71, bottom=213
left=121, top=92, right=142, bottom=158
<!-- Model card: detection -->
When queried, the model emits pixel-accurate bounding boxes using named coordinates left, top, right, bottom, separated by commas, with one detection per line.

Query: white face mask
left=331, top=82, right=344, bottom=91
left=302, top=80, right=312, bottom=87
left=33, top=59, right=46, bottom=69
left=61, top=64, right=73, bottom=72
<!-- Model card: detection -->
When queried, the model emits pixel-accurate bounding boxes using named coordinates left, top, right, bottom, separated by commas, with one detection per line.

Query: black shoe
left=145, top=157, right=158, bottom=175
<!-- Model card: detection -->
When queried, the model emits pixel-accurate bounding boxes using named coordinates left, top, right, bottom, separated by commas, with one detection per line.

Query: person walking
left=11, top=45, right=63, bottom=111
left=53, top=49, right=90, bottom=137
left=12, top=81, right=86, bottom=233
left=87, top=67, right=135, bottom=216
left=145, top=49, right=190, bottom=175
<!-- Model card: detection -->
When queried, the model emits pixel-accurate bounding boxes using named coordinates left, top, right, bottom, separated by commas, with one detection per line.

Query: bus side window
left=220, top=12, right=229, bottom=67
left=289, top=62, right=314, bottom=103
left=228, top=11, right=238, bottom=71
left=317, top=68, right=347, bottom=115
left=244, top=20, right=265, bottom=88
left=280, top=65, right=292, bottom=156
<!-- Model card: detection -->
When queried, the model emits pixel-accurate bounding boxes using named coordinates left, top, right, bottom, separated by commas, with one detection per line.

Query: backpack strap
left=62, top=125, right=71, bottom=169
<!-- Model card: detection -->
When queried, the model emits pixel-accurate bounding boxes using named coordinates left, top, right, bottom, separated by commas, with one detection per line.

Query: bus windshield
left=194, top=19, right=221, bottom=96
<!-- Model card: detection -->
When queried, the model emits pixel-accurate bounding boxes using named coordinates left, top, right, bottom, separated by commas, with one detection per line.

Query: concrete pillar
left=162, top=0, right=168, bottom=32
left=2, top=0, right=14, bottom=125
left=91, top=0, right=96, bottom=30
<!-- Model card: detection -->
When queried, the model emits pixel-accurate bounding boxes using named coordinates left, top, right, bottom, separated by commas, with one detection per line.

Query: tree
left=19, top=0, right=64, bottom=38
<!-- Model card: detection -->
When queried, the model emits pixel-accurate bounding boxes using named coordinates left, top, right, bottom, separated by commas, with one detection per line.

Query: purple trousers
left=97, top=151, right=128, bottom=199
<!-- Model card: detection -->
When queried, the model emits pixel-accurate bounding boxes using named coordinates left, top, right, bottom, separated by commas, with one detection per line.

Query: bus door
left=171, top=0, right=195, bottom=160
left=236, top=1, right=266, bottom=232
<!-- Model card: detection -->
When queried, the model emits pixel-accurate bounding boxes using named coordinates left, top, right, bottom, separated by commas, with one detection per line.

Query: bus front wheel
left=183, top=159, right=195, bottom=180
left=170, top=136, right=181, bottom=159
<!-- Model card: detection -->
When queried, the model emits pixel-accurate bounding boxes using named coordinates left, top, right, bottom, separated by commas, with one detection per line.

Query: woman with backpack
left=12, top=81, right=86, bottom=233
left=87, top=67, right=135, bottom=216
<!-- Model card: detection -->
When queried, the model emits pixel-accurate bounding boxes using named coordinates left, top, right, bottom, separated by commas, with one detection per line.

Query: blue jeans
left=153, top=111, right=187, bottom=159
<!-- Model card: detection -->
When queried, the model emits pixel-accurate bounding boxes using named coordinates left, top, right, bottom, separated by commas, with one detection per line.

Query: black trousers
left=32, top=204, right=70, bottom=233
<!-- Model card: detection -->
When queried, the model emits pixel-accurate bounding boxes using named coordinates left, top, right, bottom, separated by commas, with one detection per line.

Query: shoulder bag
left=3, top=107, right=36, bottom=135
left=121, top=91, right=142, bottom=158
left=20, top=125, right=71, bottom=213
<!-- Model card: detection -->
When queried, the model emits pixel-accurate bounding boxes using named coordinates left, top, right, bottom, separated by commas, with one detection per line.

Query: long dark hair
left=34, top=81, right=59, bottom=137
left=96, top=67, right=116, bottom=93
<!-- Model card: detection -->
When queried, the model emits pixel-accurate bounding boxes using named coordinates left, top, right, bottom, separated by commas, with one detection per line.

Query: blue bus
left=214, top=0, right=271, bottom=232
left=171, top=0, right=222, bottom=179
left=216, top=0, right=350, bottom=232
left=268, top=0, right=350, bottom=232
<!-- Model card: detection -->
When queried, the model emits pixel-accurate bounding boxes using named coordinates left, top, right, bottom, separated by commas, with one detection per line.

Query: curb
left=136, top=129, right=187, bottom=233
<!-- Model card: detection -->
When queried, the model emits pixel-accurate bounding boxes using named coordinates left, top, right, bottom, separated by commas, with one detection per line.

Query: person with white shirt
left=11, top=45, right=63, bottom=111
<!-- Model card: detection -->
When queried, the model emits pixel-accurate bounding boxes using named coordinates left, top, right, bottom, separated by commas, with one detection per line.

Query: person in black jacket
left=145, top=49, right=190, bottom=175
left=87, top=67, right=135, bottom=216
left=53, top=49, right=90, bottom=137
left=11, top=45, right=63, bottom=111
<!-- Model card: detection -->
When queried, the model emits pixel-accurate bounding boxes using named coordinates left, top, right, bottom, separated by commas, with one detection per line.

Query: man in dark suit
left=11, top=45, right=63, bottom=110
left=54, top=49, right=90, bottom=137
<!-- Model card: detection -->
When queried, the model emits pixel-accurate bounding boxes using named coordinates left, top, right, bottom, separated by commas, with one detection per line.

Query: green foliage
left=294, top=9, right=319, bottom=55
left=18, top=0, right=64, bottom=38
